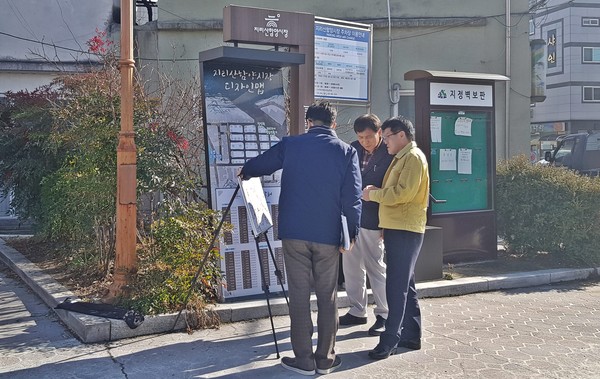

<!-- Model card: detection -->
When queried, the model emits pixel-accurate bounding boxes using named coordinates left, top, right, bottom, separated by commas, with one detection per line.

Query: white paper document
left=430, top=116, right=442, bottom=143
left=454, top=117, right=472, bottom=136
left=439, top=149, right=457, bottom=171
left=238, top=176, right=273, bottom=236
left=457, top=148, right=472, bottom=174
left=340, top=214, right=350, bottom=250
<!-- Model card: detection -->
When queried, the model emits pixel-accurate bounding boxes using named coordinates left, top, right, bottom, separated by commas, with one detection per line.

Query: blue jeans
left=379, top=229, right=423, bottom=348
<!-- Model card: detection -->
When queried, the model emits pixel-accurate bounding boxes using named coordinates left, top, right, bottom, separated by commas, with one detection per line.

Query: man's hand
left=362, top=185, right=379, bottom=201
left=339, top=239, right=355, bottom=254
left=237, top=167, right=251, bottom=180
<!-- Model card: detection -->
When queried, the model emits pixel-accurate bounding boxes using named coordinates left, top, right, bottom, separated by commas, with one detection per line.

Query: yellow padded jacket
left=369, top=141, right=429, bottom=234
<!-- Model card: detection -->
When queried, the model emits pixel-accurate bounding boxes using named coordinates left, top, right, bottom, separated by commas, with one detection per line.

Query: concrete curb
left=1, top=237, right=598, bottom=343
left=0, top=238, right=187, bottom=343
left=416, top=268, right=598, bottom=298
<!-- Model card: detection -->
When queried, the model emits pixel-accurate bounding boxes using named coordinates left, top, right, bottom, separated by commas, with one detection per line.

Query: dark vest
left=351, top=140, right=394, bottom=230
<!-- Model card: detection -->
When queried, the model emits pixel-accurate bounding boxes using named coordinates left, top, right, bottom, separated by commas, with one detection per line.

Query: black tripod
left=172, top=184, right=289, bottom=357
left=252, top=228, right=289, bottom=357
left=172, top=185, right=241, bottom=331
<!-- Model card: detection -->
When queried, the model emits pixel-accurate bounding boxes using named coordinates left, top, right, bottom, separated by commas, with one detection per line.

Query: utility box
left=405, top=70, right=509, bottom=263
left=414, top=226, right=443, bottom=282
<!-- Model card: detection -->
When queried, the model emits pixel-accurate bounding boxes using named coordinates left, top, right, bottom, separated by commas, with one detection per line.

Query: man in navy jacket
left=240, top=101, right=361, bottom=376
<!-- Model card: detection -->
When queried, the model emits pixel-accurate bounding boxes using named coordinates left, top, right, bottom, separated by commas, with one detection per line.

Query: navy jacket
left=242, top=126, right=362, bottom=246
left=351, top=140, right=394, bottom=230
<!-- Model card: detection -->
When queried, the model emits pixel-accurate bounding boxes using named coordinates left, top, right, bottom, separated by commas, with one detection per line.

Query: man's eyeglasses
left=382, top=131, right=401, bottom=141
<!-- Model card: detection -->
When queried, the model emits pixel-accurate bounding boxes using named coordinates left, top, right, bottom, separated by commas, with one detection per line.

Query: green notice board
left=430, top=111, right=490, bottom=213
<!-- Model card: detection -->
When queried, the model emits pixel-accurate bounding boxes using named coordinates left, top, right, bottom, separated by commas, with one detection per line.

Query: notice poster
left=202, top=61, right=287, bottom=189
left=314, top=20, right=371, bottom=101
left=454, top=117, right=473, bottom=137
left=440, top=149, right=457, bottom=171
left=457, top=148, right=473, bottom=175
left=430, top=116, right=442, bottom=143
left=201, top=61, right=288, bottom=299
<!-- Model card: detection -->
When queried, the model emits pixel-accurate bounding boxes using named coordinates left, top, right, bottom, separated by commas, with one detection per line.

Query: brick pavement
left=2, top=261, right=600, bottom=379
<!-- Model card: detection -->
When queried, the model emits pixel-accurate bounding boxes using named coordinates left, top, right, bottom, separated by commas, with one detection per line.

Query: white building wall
left=0, top=72, right=57, bottom=94
left=0, top=0, right=113, bottom=93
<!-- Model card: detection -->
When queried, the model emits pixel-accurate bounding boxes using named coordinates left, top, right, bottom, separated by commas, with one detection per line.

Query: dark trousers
left=282, top=239, right=339, bottom=370
left=379, top=229, right=423, bottom=348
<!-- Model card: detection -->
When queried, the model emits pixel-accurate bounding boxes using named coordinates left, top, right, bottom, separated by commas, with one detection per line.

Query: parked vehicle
left=545, top=132, right=600, bottom=176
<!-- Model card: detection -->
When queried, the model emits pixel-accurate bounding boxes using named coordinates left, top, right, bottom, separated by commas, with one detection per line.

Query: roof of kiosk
left=404, top=70, right=509, bottom=81
left=199, top=46, right=305, bottom=68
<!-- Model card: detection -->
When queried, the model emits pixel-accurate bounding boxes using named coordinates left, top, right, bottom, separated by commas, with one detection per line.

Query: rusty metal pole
left=108, top=0, right=137, bottom=299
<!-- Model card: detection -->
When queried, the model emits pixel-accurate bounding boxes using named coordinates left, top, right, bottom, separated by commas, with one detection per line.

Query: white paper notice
left=458, top=148, right=472, bottom=174
left=454, top=117, right=472, bottom=136
left=430, top=116, right=442, bottom=143
left=439, top=149, right=457, bottom=171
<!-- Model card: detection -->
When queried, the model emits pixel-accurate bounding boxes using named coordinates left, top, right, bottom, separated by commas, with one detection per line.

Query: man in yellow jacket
left=362, top=115, right=429, bottom=360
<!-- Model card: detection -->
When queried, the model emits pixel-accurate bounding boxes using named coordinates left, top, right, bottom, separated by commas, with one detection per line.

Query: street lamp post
left=107, top=0, right=137, bottom=299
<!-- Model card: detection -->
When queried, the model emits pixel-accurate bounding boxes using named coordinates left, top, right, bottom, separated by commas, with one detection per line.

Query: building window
left=582, top=17, right=600, bottom=26
left=583, top=47, right=600, bottom=63
left=583, top=86, right=600, bottom=102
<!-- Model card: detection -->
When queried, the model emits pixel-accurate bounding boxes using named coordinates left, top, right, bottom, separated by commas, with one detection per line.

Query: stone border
left=0, top=238, right=187, bottom=342
left=1, top=237, right=598, bottom=343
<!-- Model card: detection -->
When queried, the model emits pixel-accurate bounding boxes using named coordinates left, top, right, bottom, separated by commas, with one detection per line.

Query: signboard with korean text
left=546, top=29, right=557, bottom=69
left=405, top=70, right=504, bottom=262
left=223, top=5, right=313, bottom=47
left=314, top=18, right=371, bottom=102
left=530, top=39, right=547, bottom=103
left=201, top=61, right=287, bottom=299
left=541, top=21, right=562, bottom=75
left=429, top=83, right=493, bottom=107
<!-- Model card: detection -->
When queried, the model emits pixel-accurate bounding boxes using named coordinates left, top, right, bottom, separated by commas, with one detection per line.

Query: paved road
left=2, top=262, right=600, bottom=378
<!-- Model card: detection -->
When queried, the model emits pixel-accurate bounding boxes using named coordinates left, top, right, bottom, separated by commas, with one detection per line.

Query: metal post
left=505, top=0, right=511, bottom=159
left=107, top=0, right=137, bottom=299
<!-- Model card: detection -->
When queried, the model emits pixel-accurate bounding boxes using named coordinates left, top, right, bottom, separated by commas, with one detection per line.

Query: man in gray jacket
left=339, top=114, right=392, bottom=336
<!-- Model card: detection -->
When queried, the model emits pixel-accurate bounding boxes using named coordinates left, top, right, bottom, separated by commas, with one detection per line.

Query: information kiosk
left=199, top=6, right=310, bottom=300
left=405, top=70, right=509, bottom=262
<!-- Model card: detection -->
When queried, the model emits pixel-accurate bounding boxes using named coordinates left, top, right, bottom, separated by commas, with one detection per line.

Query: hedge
left=496, top=155, right=600, bottom=266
